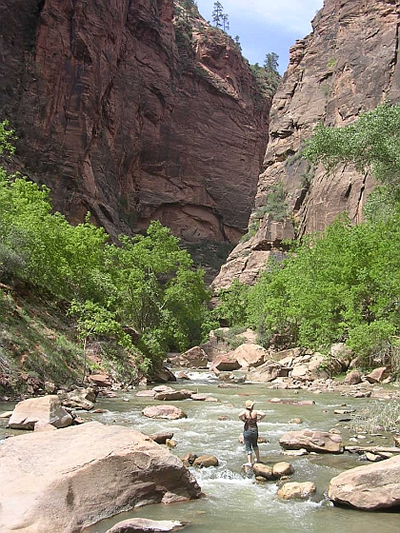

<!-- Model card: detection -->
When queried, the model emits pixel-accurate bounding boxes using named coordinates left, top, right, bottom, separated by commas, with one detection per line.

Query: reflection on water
left=2, top=371, right=399, bottom=533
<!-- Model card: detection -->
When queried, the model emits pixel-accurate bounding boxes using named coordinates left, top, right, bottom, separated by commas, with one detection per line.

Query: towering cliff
left=214, top=0, right=400, bottom=290
left=0, top=0, right=270, bottom=242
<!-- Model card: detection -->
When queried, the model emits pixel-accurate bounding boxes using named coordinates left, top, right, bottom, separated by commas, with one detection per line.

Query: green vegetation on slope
left=0, top=122, right=214, bottom=392
left=215, top=102, right=400, bottom=373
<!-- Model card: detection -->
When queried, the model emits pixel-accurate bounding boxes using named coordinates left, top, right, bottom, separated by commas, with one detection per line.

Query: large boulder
left=246, top=361, right=284, bottom=382
left=154, top=389, right=193, bottom=401
left=150, top=366, right=177, bottom=383
left=142, top=405, right=187, bottom=420
left=328, top=455, right=400, bottom=510
left=209, top=355, right=241, bottom=372
left=7, top=395, right=73, bottom=430
left=225, top=344, right=268, bottom=370
left=365, top=367, right=388, bottom=384
left=0, top=422, right=201, bottom=532
left=279, top=430, right=344, bottom=453
left=344, top=369, right=362, bottom=385
left=169, top=347, right=209, bottom=368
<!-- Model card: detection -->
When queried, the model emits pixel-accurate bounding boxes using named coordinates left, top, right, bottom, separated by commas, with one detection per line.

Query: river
left=1, top=371, right=399, bottom=532
left=83, top=371, right=399, bottom=533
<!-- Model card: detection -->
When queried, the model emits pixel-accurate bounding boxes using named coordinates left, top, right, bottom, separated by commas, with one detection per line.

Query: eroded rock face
left=0, top=0, right=269, bottom=243
left=0, top=421, right=201, bottom=532
left=213, top=0, right=400, bottom=290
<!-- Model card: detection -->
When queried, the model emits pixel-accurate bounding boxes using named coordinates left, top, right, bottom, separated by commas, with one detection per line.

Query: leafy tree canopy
left=0, top=121, right=212, bottom=371
left=303, top=102, right=400, bottom=191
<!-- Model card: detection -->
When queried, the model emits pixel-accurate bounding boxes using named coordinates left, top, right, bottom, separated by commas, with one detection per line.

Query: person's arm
left=238, top=410, right=246, bottom=421
left=256, top=410, right=266, bottom=421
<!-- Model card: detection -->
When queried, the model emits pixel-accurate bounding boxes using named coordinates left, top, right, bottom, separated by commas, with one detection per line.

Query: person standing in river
left=238, top=400, right=266, bottom=467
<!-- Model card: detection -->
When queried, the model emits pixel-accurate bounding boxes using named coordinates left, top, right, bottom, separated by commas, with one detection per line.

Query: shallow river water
left=2, top=371, right=400, bottom=532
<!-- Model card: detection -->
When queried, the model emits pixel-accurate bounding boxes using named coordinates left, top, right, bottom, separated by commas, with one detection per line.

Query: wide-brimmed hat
left=245, top=400, right=255, bottom=409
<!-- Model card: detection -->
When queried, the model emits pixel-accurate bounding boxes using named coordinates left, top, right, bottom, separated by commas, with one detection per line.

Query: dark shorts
left=243, top=429, right=258, bottom=453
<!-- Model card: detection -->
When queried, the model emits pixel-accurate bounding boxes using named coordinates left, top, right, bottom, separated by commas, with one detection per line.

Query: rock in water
left=328, top=455, right=400, bottom=510
left=106, top=518, right=186, bottom=532
left=0, top=422, right=201, bottom=532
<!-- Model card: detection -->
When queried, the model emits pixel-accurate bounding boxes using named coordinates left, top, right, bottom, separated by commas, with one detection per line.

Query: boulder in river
left=154, top=389, right=193, bottom=401
left=279, top=430, right=344, bottom=453
left=142, top=405, right=187, bottom=420
left=328, top=454, right=400, bottom=510
left=193, top=455, right=219, bottom=468
left=106, top=518, right=187, bottom=532
left=277, top=481, right=316, bottom=500
left=252, top=463, right=274, bottom=480
left=7, top=395, right=73, bottom=430
left=0, top=421, right=201, bottom=532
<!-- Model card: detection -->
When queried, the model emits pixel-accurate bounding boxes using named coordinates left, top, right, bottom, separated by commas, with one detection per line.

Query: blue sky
left=195, top=0, right=324, bottom=74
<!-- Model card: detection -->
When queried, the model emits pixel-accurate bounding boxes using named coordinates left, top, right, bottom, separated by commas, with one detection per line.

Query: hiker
left=239, top=400, right=265, bottom=466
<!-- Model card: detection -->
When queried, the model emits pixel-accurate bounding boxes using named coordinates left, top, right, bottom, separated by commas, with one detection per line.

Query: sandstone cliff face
left=0, top=0, right=269, bottom=242
left=213, top=0, right=400, bottom=290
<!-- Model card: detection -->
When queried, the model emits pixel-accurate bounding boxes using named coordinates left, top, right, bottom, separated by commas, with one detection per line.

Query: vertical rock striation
left=0, top=0, right=270, bottom=242
left=213, top=0, right=400, bottom=290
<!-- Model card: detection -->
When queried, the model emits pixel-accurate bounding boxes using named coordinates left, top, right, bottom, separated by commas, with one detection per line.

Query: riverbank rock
left=365, top=367, right=388, bottom=384
left=88, top=373, right=112, bottom=387
left=328, top=455, right=400, bottom=510
left=106, top=518, right=187, bottom=532
left=277, top=482, right=316, bottom=500
left=169, top=347, right=209, bottom=368
left=142, top=405, right=187, bottom=420
left=344, top=370, right=362, bottom=385
left=247, top=361, right=285, bottom=382
left=279, top=430, right=344, bottom=453
left=0, top=422, right=201, bottom=532
left=150, top=366, right=177, bottom=383
left=59, top=387, right=97, bottom=410
left=7, top=395, right=73, bottom=430
left=210, top=355, right=241, bottom=372
left=225, top=344, right=268, bottom=370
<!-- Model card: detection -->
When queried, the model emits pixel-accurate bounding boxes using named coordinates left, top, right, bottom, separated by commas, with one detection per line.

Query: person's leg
left=254, top=445, right=260, bottom=463
left=248, top=433, right=258, bottom=465
left=244, top=432, right=253, bottom=466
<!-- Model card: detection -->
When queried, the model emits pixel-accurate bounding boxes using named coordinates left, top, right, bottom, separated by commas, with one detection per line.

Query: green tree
left=303, top=102, right=400, bottom=191
left=264, top=52, right=279, bottom=72
left=212, top=2, right=224, bottom=28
